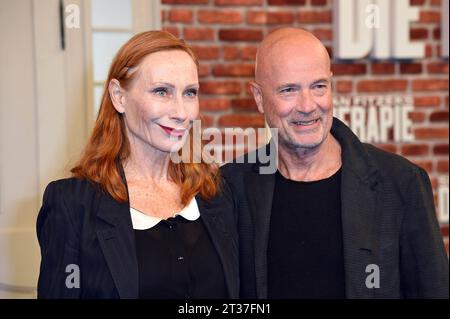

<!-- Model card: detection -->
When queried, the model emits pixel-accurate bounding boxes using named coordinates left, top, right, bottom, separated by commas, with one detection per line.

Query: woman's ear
left=109, top=79, right=126, bottom=114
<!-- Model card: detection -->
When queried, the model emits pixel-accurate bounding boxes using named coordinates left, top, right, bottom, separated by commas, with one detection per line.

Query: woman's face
left=114, top=50, right=199, bottom=154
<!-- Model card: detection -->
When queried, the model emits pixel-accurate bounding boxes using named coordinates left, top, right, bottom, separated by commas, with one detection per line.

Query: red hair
left=71, top=31, right=220, bottom=205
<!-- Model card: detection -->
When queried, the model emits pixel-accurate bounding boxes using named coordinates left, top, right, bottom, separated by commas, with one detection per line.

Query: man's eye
left=152, top=87, right=169, bottom=96
left=184, top=89, right=198, bottom=97
left=313, top=84, right=327, bottom=95
left=279, top=87, right=296, bottom=94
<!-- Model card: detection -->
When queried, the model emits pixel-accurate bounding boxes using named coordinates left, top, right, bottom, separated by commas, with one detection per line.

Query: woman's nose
left=170, top=96, right=188, bottom=123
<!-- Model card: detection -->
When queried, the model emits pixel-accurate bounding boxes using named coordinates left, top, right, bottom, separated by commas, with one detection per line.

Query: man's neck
left=277, top=134, right=342, bottom=182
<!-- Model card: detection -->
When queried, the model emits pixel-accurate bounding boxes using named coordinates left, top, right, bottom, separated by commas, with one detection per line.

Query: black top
left=134, top=215, right=228, bottom=299
left=267, top=168, right=346, bottom=299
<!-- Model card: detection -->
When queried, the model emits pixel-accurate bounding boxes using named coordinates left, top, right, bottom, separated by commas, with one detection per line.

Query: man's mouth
left=158, top=124, right=187, bottom=137
left=292, top=118, right=320, bottom=126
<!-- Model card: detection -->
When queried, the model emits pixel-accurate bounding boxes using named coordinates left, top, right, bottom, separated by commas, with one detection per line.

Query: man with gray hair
left=221, top=27, right=448, bottom=299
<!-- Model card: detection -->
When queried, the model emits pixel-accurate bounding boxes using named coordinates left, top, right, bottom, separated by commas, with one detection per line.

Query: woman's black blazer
left=36, top=177, right=239, bottom=298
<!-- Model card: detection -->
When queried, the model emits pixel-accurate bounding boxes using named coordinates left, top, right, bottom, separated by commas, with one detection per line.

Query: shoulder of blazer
left=40, top=177, right=105, bottom=229
left=44, top=177, right=104, bottom=206
left=362, top=143, right=423, bottom=183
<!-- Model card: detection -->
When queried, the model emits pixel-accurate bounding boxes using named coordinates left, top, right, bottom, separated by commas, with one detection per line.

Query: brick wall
left=161, top=0, right=449, bottom=250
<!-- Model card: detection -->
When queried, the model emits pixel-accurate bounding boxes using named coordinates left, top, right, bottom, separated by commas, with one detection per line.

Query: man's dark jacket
left=221, top=117, right=449, bottom=299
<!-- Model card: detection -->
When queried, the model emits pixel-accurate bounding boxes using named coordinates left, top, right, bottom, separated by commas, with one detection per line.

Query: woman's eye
left=152, top=87, right=169, bottom=96
left=185, top=89, right=198, bottom=97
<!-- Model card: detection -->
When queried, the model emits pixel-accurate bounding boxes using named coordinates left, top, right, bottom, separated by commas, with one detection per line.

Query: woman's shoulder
left=43, top=177, right=102, bottom=206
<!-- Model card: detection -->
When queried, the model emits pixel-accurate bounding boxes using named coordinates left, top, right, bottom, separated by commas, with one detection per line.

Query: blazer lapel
left=244, top=167, right=275, bottom=299
left=197, top=196, right=239, bottom=298
left=96, top=192, right=139, bottom=299
left=333, top=118, right=380, bottom=298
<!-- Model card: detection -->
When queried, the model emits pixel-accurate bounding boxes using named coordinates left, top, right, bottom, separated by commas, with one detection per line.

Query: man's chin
left=282, top=136, right=324, bottom=150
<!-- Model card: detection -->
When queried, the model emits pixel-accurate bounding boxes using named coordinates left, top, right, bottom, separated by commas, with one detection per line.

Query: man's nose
left=295, top=90, right=317, bottom=114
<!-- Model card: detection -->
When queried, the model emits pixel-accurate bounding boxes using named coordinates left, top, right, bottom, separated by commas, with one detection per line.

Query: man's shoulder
left=362, top=143, right=425, bottom=179
left=220, top=146, right=264, bottom=178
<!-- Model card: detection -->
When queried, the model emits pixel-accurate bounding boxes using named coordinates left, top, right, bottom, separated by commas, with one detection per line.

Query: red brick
left=433, top=27, right=441, bottom=40
left=219, top=29, right=263, bottom=41
left=437, top=160, right=449, bottom=173
left=223, top=46, right=240, bottom=60
left=419, top=11, right=441, bottom=23
left=247, top=11, right=295, bottom=25
left=409, top=111, right=427, bottom=123
left=428, top=62, right=449, bottom=74
left=441, top=225, right=449, bottom=237
left=415, top=127, right=449, bottom=139
left=430, top=111, right=449, bottom=122
left=412, top=79, right=449, bottom=91
left=198, top=10, right=243, bottom=24
left=215, top=0, right=262, bottom=5
left=410, top=28, right=428, bottom=40
left=199, top=98, right=231, bottom=111
left=357, top=80, right=408, bottom=92
left=184, top=28, right=215, bottom=41
left=425, top=44, right=433, bottom=57
left=218, top=114, right=265, bottom=127
left=410, top=0, right=425, bottom=5
left=430, top=0, right=442, bottom=5
left=198, top=65, right=210, bottom=78
left=168, top=9, right=193, bottom=23
left=336, top=80, right=352, bottom=93
left=200, top=115, right=214, bottom=127
left=332, top=64, right=366, bottom=75
left=311, top=0, right=327, bottom=5
left=162, top=0, right=208, bottom=3
left=414, top=96, right=441, bottom=107
left=200, top=81, right=242, bottom=94
left=412, top=160, right=433, bottom=173
left=312, top=28, right=332, bottom=41
left=297, top=11, right=332, bottom=23
left=434, top=144, right=449, bottom=155
left=268, top=0, right=306, bottom=4
left=191, top=45, right=220, bottom=60
left=162, top=10, right=167, bottom=23
left=400, top=63, right=423, bottom=74
left=371, top=63, right=395, bottom=75
left=163, top=26, right=180, bottom=38
left=401, top=144, right=429, bottom=156
left=213, top=64, right=255, bottom=77
left=241, top=46, right=257, bottom=60
left=231, top=98, right=258, bottom=111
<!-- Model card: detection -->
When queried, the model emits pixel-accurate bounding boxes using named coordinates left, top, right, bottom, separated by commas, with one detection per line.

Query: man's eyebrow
left=311, top=78, right=330, bottom=85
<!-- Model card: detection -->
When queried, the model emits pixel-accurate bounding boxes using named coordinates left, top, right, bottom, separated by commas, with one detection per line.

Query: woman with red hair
left=36, top=31, right=238, bottom=299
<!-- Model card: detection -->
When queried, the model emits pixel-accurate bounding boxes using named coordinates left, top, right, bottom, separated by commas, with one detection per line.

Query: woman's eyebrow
left=150, top=82, right=175, bottom=89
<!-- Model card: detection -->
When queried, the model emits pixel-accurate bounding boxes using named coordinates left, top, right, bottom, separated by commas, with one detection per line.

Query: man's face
left=252, top=43, right=333, bottom=151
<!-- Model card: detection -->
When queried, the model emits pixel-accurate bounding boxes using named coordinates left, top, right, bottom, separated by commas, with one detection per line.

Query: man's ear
left=250, top=81, right=264, bottom=114
left=108, top=79, right=126, bottom=114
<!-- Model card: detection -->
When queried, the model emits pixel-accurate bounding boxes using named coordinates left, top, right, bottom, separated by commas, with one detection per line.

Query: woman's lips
left=159, top=124, right=186, bottom=137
